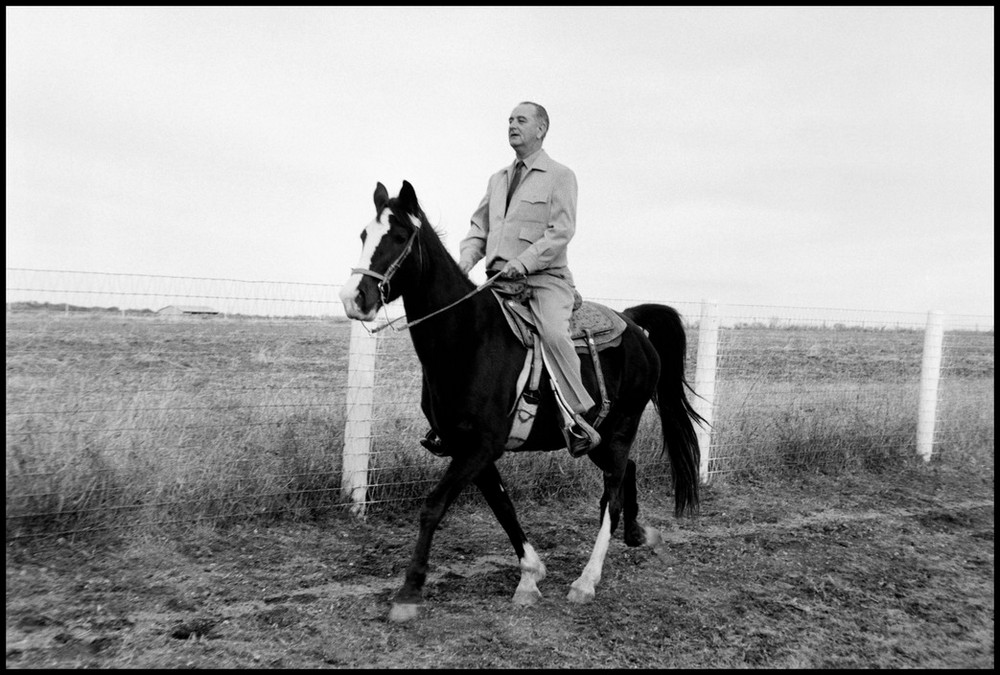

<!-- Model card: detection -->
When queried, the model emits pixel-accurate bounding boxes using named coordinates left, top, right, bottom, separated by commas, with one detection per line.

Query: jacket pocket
left=517, top=221, right=548, bottom=243
left=516, top=191, right=549, bottom=224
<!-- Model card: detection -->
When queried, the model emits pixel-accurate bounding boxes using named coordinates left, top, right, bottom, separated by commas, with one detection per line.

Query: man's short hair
left=520, top=101, right=549, bottom=140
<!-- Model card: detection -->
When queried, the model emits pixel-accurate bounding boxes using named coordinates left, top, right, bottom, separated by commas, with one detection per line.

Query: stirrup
left=419, top=429, right=450, bottom=457
left=565, top=419, right=600, bottom=458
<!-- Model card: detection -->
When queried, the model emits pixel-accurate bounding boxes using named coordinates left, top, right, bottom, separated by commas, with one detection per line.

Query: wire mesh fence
left=5, top=268, right=994, bottom=539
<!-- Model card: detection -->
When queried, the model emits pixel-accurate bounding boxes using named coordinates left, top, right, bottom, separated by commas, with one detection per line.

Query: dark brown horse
left=340, top=181, right=702, bottom=622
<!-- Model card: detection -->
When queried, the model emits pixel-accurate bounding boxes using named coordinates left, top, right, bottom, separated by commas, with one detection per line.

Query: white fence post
left=693, top=299, right=720, bottom=483
left=343, top=321, right=376, bottom=515
left=917, top=310, right=944, bottom=462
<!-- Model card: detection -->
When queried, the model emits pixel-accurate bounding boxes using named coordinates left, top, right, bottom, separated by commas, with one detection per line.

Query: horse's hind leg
left=567, top=424, right=633, bottom=604
left=623, top=458, right=663, bottom=548
left=568, top=415, right=663, bottom=603
left=567, top=500, right=615, bottom=604
left=474, top=463, right=546, bottom=606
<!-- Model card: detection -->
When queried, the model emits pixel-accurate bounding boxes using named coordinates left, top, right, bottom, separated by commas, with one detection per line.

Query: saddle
left=492, top=281, right=627, bottom=352
left=491, top=278, right=627, bottom=450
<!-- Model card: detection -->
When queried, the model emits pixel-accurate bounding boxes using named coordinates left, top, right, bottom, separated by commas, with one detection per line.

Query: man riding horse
left=423, top=101, right=601, bottom=458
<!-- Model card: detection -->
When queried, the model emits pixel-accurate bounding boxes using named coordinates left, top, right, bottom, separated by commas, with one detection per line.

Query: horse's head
left=340, top=181, right=424, bottom=321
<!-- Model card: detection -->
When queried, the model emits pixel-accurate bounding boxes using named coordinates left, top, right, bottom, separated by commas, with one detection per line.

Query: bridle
left=350, top=223, right=418, bottom=310
left=349, top=215, right=498, bottom=335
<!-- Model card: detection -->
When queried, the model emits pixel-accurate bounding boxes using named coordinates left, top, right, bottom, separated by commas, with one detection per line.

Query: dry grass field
left=5, top=309, right=994, bottom=667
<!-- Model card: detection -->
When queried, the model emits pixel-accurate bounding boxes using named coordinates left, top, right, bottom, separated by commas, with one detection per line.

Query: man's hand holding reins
left=499, top=260, right=527, bottom=279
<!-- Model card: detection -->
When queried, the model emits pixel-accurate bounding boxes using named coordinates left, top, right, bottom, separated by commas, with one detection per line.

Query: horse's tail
left=623, top=303, right=703, bottom=517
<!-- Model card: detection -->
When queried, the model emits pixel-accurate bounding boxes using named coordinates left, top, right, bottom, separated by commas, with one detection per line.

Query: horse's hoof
left=566, top=584, right=595, bottom=604
left=512, top=586, right=542, bottom=607
left=388, top=603, right=420, bottom=623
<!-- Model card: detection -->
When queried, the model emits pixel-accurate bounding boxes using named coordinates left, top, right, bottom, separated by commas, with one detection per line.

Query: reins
left=368, top=274, right=498, bottom=334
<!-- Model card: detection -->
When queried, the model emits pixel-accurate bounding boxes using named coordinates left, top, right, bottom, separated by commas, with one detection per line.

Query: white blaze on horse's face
left=340, top=209, right=392, bottom=321
left=339, top=208, right=422, bottom=321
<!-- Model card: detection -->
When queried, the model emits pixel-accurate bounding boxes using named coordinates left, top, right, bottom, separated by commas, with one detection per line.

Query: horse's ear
left=397, top=180, right=419, bottom=216
left=374, top=182, right=389, bottom=215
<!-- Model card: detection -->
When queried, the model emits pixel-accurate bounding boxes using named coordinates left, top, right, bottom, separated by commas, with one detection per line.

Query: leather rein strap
left=368, top=274, right=498, bottom=334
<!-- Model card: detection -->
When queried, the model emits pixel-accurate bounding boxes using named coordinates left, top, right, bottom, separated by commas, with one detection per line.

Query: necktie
left=505, top=161, right=525, bottom=212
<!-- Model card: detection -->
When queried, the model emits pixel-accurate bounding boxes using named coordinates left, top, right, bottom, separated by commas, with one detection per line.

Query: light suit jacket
left=459, top=149, right=578, bottom=279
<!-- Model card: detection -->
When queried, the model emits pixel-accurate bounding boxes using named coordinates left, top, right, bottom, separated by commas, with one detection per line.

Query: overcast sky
left=6, top=6, right=994, bottom=318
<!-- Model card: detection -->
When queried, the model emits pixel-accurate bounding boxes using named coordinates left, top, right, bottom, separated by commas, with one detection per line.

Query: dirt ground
left=5, top=461, right=994, bottom=669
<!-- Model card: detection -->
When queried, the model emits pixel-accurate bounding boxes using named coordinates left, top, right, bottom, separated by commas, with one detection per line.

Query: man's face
left=508, top=104, right=544, bottom=153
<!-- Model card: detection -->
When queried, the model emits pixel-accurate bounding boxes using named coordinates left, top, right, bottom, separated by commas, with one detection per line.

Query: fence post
left=917, top=310, right=944, bottom=462
left=693, top=299, right=719, bottom=483
left=343, top=321, right=376, bottom=515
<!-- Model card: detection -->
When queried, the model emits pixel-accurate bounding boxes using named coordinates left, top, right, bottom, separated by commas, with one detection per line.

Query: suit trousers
left=523, top=270, right=596, bottom=417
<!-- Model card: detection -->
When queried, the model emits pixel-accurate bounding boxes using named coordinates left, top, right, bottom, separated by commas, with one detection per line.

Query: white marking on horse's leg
left=643, top=525, right=663, bottom=547
left=567, top=504, right=613, bottom=604
left=388, top=602, right=420, bottom=623
left=512, top=543, right=547, bottom=606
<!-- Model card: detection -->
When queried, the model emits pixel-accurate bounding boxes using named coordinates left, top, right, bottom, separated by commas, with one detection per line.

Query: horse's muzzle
left=339, top=279, right=379, bottom=321
left=342, top=299, right=377, bottom=322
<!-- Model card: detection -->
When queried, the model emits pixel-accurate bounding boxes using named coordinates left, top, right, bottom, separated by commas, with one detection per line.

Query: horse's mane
left=387, top=196, right=471, bottom=287
left=421, top=220, right=450, bottom=246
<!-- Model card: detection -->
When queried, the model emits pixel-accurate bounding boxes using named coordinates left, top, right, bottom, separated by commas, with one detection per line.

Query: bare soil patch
left=6, top=462, right=993, bottom=668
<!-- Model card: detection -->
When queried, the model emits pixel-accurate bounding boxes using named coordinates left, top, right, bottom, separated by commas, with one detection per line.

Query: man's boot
left=565, top=415, right=601, bottom=458
left=419, top=429, right=450, bottom=457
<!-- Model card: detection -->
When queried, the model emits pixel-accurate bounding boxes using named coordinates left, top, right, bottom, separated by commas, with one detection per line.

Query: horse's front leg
left=388, top=450, right=494, bottom=623
left=474, top=463, right=546, bottom=606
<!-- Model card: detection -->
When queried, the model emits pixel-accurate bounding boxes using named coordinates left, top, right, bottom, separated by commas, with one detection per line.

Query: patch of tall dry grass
left=5, top=312, right=993, bottom=538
